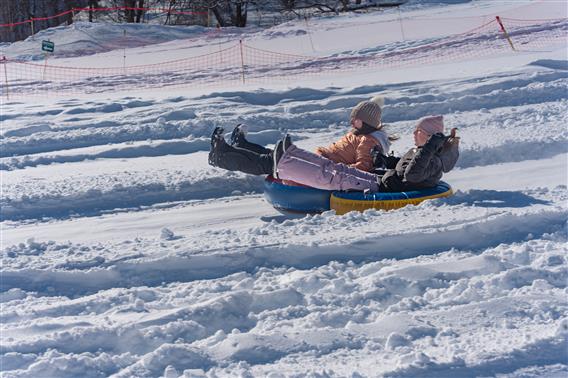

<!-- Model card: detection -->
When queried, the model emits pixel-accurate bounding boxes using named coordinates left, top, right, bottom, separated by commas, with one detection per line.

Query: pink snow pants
left=276, top=145, right=379, bottom=192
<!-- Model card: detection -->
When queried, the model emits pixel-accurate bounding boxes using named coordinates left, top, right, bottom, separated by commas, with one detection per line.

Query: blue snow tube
left=263, top=175, right=332, bottom=213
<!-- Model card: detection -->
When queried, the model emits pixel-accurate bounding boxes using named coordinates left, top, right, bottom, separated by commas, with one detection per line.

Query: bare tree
left=88, top=0, right=99, bottom=22
left=280, top=0, right=295, bottom=12
left=202, top=0, right=249, bottom=27
left=233, top=0, right=248, bottom=27
left=0, top=0, right=88, bottom=42
left=135, top=0, right=145, bottom=23
left=124, top=0, right=136, bottom=22
left=0, top=0, right=405, bottom=43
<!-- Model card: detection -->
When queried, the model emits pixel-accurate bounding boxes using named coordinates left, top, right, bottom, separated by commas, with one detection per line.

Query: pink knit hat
left=416, top=115, right=444, bottom=135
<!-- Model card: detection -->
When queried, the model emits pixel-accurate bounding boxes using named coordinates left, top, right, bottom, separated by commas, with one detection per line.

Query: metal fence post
left=1, top=56, right=10, bottom=100
left=496, top=16, right=516, bottom=51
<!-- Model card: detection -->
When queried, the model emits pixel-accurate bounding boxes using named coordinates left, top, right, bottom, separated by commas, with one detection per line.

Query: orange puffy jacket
left=315, top=131, right=385, bottom=172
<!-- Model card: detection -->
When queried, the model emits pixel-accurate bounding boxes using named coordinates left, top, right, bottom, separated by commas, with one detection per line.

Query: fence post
left=496, top=16, right=516, bottom=51
left=304, top=16, right=315, bottom=52
left=30, top=19, right=35, bottom=40
left=239, top=40, right=246, bottom=84
left=123, top=29, right=127, bottom=75
left=397, top=6, right=406, bottom=41
left=1, top=56, right=10, bottom=101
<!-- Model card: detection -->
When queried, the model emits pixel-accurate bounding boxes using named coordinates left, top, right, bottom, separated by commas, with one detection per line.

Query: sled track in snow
left=2, top=193, right=566, bottom=296
left=1, top=65, right=567, bottom=229
left=2, top=68, right=567, bottom=160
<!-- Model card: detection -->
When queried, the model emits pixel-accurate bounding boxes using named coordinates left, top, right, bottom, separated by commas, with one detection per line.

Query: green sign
left=42, top=40, right=54, bottom=53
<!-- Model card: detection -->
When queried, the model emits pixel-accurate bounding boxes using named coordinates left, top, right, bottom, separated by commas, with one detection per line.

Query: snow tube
left=263, top=175, right=332, bottom=213
left=330, top=181, right=453, bottom=215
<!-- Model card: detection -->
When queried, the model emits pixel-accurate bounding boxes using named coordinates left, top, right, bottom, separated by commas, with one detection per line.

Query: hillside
left=1, top=1, right=567, bottom=377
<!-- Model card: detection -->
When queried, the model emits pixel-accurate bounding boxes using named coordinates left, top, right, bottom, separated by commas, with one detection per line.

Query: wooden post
left=496, top=16, right=516, bottom=51
left=304, top=16, right=315, bottom=52
left=239, top=40, right=245, bottom=84
left=123, top=29, right=127, bottom=75
left=397, top=6, right=406, bottom=41
left=2, top=56, right=10, bottom=100
left=218, top=23, right=223, bottom=63
left=30, top=19, right=35, bottom=40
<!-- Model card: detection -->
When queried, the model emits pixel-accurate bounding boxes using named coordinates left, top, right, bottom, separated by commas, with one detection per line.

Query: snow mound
left=2, top=21, right=209, bottom=61
left=529, top=59, right=568, bottom=71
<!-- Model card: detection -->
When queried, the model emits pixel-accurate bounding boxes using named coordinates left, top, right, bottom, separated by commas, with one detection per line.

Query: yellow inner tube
left=330, top=187, right=453, bottom=215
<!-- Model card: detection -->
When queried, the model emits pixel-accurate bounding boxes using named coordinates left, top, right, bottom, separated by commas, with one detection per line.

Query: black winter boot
left=229, top=124, right=272, bottom=155
left=230, top=124, right=247, bottom=146
left=210, top=129, right=273, bottom=176
left=272, top=140, right=284, bottom=178
left=208, top=127, right=225, bottom=167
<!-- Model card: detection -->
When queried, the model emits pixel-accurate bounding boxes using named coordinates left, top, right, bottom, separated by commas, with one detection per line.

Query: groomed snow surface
left=1, top=1, right=567, bottom=377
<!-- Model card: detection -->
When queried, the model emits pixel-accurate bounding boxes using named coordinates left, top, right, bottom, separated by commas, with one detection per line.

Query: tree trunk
left=65, top=0, right=74, bottom=25
left=235, top=1, right=247, bottom=27
left=135, top=0, right=144, bottom=23
left=212, top=6, right=226, bottom=27
left=0, top=0, right=90, bottom=42
left=88, top=0, right=99, bottom=22
left=124, top=0, right=135, bottom=22
left=164, top=0, right=175, bottom=25
left=236, top=3, right=243, bottom=27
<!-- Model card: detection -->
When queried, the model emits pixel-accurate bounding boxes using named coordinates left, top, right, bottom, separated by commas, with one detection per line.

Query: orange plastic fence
left=1, top=17, right=566, bottom=99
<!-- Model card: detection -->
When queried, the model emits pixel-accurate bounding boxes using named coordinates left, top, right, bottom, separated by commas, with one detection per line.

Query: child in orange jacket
left=314, top=96, right=392, bottom=172
left=209, top=96, right=393, bottom=176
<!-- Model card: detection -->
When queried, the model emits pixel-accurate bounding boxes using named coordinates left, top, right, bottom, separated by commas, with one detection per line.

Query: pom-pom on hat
left=350, top=96, right=384, bottom=129
left=416, top=115, right=444, bottom=135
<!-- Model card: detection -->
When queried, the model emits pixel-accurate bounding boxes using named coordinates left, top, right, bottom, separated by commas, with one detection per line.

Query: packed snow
left=1, top=0, right=567, bottom=377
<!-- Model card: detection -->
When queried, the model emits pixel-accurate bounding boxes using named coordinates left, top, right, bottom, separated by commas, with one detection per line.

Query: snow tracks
left=2, top=61, right=568, bottom=376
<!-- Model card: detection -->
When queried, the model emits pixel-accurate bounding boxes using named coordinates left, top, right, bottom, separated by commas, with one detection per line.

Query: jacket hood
left=370, top=130, right=391, bottom=154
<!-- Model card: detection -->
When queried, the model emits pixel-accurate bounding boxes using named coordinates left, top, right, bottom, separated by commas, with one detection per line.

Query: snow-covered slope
left=1, top=1, right=567, bottom=377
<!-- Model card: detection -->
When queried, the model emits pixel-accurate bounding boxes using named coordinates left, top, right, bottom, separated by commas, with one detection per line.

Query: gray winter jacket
left=380, top=133, right=459, bottom=192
